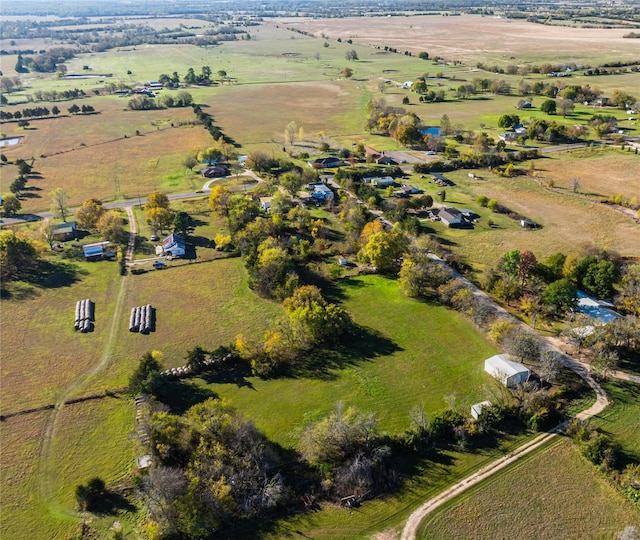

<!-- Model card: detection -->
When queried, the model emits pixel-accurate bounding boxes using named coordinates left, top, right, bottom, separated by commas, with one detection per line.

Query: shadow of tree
left=156, top=379, right=218, bottom=415
left=286, top=324, right=402, bottom=380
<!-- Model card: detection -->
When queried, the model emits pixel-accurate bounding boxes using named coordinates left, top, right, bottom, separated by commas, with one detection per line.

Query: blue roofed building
left=576, top=290, right=622, bottom=323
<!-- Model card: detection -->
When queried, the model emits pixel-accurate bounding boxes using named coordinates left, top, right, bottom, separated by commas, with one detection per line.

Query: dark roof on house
left=308, top=157, right=345, bottom=168
left=162, top=233, right=185, bottom=250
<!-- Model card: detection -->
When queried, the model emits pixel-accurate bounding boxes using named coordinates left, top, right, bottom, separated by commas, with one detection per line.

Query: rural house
left=201, top=165, right=230, bottom=178
left=576, top=290, right=622, bottom=323
left=438, top=207, right=465, bottom=227
left=156, top=234, right=186, bottom=259
left=311, top=184, right=334, bottom=202
left=308, top=157, right=345, bottom=169
left=394, top=185, right=420, bottom=197
left=484, top=354, right=530, bottom=388
left=259, top=197, right=273, bottom=212
left=52, top=221, right=77, bottom=241
left=367, top=176, right=395, bottom=187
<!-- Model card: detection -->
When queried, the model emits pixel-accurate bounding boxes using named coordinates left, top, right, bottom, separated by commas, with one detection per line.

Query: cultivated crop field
left=418, top=439, right=640, bottom=540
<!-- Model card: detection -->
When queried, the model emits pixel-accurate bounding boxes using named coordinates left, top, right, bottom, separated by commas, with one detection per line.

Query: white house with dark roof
left=156, top=234, right=186, bottom=258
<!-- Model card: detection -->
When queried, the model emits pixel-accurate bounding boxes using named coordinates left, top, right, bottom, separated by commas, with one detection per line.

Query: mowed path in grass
left=418, top=438, right=640, bottom=540
left=212, top=274, right=497, bottom=448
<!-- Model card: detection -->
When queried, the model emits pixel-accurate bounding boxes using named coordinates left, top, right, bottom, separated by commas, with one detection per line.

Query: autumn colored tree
left=75, top=198, right=105, bottom=231
left=518, top=250, right=538, bottom=289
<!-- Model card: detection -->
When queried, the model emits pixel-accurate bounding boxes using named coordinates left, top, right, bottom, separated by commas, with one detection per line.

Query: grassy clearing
left=535, top=148, right=640, bottom=201
left=418, top=438, right=640, bottom=540
left=594, top=381, right=640, bottom=463
left=207, top=274, right=497, bottom=448
left=411, top=166, right=639, bottom=270
left=0, top=412, right=54, bottom=540
left=0, top=261, right=122, bottom=412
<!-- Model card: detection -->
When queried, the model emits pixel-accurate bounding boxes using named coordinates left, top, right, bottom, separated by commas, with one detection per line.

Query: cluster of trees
left=127, top=90, right=193, bottom=111
left=145, top=191, right=175, bottom=233
left=365, top=97, right=432, bottom=147
left=0, top=230, right=39, bottom=282
left=30, top=87, right=86, bottom=102
left=484, top=248, right=634, bottom=328
left=16, top=48, right=77, bottom=73
left=0, top=75, right=22, bottom=94
left=75, top=198, right=127, bottom=244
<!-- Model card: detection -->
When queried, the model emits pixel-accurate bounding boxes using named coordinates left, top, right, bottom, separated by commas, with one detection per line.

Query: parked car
left=150, top=234, right=159, bottom=241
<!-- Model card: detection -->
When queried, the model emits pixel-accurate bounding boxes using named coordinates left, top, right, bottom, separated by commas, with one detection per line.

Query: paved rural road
left=0, top=172, right=262, bottom=227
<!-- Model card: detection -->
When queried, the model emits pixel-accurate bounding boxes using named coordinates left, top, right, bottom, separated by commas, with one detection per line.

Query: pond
left=0, top=137, right=22, bottom=147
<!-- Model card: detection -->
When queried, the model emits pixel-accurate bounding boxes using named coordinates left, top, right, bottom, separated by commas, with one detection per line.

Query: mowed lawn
left=210, top=274, right=497, bottom=448
left=419, top=438, right=640, bottom=540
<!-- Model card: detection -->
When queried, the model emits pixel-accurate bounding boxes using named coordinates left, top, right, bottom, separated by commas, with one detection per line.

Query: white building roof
left=484, top=354, right=529, bottom=378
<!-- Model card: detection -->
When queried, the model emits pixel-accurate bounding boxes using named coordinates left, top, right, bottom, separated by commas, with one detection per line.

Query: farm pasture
left=210, top=274, right=497, bottom=448
left=285, top=14, right=640, bottom=66
left=536, top=149, right=640, bottom=201
left=418, top=439, right=640, bottom=539
left=413, top=167, right=640, bottom=269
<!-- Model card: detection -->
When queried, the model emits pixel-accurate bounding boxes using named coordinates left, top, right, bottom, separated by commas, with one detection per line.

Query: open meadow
left=284, top=14, right=640, bottom=67
left=418, top=438, right=640, bottom=540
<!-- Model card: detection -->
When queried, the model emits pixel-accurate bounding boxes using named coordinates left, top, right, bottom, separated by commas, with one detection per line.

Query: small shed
left=82, top=241, right=109, bottom=260
left=484, top=354, right=530, bottom=388
left=471, top=400, right=492, bottom=420
left=259, top=197, right=273, bottom=212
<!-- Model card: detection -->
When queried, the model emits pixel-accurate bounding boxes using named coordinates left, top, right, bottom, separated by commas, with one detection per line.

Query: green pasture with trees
left=1, top=8, right=639, bottom=540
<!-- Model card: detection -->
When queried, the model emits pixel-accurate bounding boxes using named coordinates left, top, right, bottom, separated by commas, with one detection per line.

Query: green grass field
left=418, top=438, right=640, bottom=540
left=206, top=274, right=497, bottom=447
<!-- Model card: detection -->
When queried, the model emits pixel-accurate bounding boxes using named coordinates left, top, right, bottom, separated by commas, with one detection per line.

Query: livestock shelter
left=484, top=354, right=530, bottom=388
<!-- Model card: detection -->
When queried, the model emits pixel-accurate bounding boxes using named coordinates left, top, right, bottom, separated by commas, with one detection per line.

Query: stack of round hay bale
left=74, top=299, right=94, bottom=333
left=129, top=304, right=155, bottom=334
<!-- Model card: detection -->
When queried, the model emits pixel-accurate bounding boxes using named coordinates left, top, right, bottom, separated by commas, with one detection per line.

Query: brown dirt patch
left=536, top=150, right=640, bottom=201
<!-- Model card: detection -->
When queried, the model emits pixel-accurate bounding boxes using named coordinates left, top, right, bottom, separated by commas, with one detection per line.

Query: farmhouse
left=576, top=290, right=622, bottom=323
left=438, top=207, right=465, bottom=227
left=201, top=165, right=229, bottom=178
left=82, top=241, right=109, bottom=261
left=52, top=221, right=77, bottom=241
left=156, top=234, right=186, bottom=259
left=311, top=184, right=334, bottom=202
left=308, top=157, right=345, bottom=169
left=484, top=354, right=530, bottom=388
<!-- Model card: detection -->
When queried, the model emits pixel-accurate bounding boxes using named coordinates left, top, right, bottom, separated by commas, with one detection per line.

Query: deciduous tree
left=50, top=187, right=70, bottom=222
left=75, top=198, right=105, bottom=230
